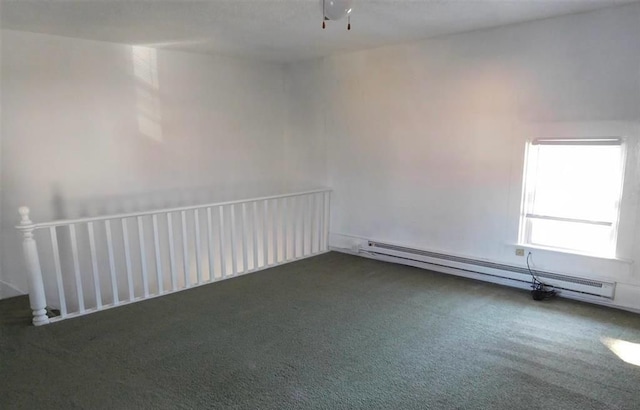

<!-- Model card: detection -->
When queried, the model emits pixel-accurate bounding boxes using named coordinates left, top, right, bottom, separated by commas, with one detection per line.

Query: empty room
left=1, top=0, right=640, bottom=408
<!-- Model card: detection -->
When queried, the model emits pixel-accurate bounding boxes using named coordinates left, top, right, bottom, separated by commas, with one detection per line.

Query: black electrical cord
left=526, top=252, right=544, bottom=286
left=526, top=252, right=556, bottom=301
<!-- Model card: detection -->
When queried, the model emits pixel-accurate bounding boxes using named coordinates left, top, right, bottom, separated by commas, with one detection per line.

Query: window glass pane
left=530, top=145, right=622, bottom=222
left=528, top=218, right=613, bottom=255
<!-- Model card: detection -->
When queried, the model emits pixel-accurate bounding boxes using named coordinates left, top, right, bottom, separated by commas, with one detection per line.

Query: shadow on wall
left=33, top=182, right=324, bottom=313
left=0, top=179, right=288, bottom=300
left=0, top=32, right=301, bottom=303
left=48, top=182, right=295, bottom=222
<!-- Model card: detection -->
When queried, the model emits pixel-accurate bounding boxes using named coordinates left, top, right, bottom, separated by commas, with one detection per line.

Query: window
left=520, top=138, right=625, bottom=257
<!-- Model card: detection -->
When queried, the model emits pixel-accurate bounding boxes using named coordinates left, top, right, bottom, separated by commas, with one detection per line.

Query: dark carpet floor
left=1, top=251, right=640, bottom=409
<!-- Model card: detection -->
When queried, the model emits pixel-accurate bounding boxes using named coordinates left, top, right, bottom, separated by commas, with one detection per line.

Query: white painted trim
left=330, top=232, right=627, bottom=283
left=329, top=232, right=640, bottom=313
left=17, top=189, right=333, bottom=324
left=47, top=250, right=331, bottom=324
left=510, top=242, right=633, bottom=264
left=0, top=279, right=26, bottom=297
left=331, top=246, right=640, bottom=315
left=18, top=188, right=332, bottom=230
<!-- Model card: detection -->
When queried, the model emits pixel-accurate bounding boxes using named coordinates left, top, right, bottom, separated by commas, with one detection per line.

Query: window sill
left=513, top=243, right=634, bottom=265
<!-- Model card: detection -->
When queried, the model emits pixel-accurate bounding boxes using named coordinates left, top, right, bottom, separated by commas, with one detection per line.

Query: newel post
left=17, top=207, right=49, bottom=326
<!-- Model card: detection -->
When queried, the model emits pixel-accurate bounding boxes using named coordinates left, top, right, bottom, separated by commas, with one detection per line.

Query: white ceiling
left=1, top=0, right=637, bottom=62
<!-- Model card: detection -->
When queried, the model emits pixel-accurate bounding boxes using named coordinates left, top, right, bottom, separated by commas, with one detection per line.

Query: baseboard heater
left=361, top=241, right=616, bottom=299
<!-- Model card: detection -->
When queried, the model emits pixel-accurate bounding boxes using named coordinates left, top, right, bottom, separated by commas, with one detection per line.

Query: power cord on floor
left=526, top=252, right=556, bottom=301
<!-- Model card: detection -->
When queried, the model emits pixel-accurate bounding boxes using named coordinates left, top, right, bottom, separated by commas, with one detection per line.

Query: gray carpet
left=1, top=251, right=639, bottom=409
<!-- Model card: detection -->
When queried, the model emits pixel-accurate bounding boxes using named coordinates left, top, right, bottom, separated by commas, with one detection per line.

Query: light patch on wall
left=132, top=46, right=163, bottom=142
left=133, top=45, right=159, bottom=87
left=602, top=337, right=640, bottom=366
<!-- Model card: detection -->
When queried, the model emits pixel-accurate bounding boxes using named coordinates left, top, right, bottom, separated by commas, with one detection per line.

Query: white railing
left=16, top=189, right=331, bottom=325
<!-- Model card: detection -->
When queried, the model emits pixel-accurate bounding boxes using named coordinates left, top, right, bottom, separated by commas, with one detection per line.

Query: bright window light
left=520, top=139, right=625, bottom=256
left=602, top=337, right=640, bottom=367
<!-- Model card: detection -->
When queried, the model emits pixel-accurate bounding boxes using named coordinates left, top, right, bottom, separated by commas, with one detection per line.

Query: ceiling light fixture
left=321, top=0, right=353, bottom=30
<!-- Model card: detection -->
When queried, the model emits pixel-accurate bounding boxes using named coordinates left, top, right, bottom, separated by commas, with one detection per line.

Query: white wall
left=0, top=30, right=297, bottom=295
left=286, top=4, right=640, bottom=310
left=3, top=4, right=640, bottom=313
left=283, top=59, right=328, bottom=190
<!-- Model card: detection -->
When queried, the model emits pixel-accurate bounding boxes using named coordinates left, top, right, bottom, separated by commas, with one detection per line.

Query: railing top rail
left=17, top=188, right=331, bottom=230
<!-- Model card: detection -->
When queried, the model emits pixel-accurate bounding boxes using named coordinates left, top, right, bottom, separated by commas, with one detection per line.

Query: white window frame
left=519, top=138, right=626, bottom=257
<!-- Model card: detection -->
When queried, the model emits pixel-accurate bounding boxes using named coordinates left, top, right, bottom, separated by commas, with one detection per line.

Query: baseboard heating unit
left=360, top=241, right=616, bottom=299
